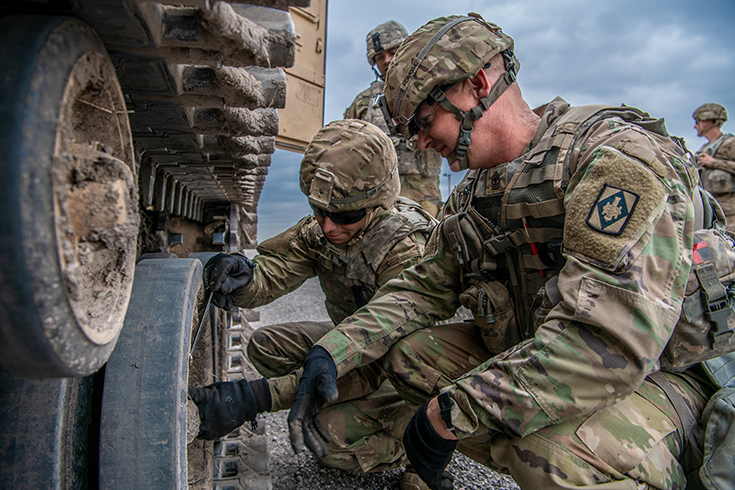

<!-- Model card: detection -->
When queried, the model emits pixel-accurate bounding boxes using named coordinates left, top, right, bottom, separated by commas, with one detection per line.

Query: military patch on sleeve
left=585, top=184, right=640, bottom=235
left=564, top=144, right=667, bottom=270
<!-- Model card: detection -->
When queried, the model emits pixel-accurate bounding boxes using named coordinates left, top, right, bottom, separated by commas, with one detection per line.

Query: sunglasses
left=311, top=206, right=368, bottom=225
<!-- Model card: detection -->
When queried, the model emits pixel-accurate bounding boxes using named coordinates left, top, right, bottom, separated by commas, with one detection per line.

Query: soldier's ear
left=468, top=69, right=492, bottom=100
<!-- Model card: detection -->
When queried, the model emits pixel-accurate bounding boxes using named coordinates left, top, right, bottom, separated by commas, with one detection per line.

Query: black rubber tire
left=0, top=367, right=98, bottom=489
left=0, top=16, right=137, bottom=378
left=99, top=258, right=204, bottom=489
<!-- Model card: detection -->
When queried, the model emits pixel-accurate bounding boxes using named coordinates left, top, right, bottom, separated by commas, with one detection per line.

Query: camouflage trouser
left=247, top=321, right=412, bottom=473
left=383, top=322, right=711, bottom=489
left=713, top=193, right=735, bottom=233
left=399, top=174, right=442, bottom=218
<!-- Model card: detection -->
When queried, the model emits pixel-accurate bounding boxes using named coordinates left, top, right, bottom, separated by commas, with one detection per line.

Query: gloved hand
left=203, top=253, right=255, bottom=310
left=188, top=379, right=257, bottom=440
left=287, top=345, right=338, bottom=458
left=403, top=401, right=457, bottom=490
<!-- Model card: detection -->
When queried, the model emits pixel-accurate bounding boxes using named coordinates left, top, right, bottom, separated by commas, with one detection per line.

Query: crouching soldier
left=189, top=119, right=439, bottom=490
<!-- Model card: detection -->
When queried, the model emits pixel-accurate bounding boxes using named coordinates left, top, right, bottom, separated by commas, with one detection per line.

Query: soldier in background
left=344, top=20, right=444, bottom=217
left=289, top=14, right=722, bottom=489
left=189, top=120, right=439, bottom=490
left=694, top=103, right=735, bottom=232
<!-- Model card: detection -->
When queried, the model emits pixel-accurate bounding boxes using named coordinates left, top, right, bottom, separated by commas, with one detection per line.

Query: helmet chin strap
left=434, top=51, right=518, bottom=171
left=372, top=65, right=383, bottom=81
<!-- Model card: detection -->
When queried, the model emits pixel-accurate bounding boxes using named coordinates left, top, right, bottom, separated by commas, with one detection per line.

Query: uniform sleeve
left=375, top=230, right=428, bottom=289
left=343, top=100, right=358, bottom=119
left=447, top=122, right=696, bottom=440
left=343, top=88, right=371, bottom=121
left=709, top=136, right=735, bottom=174
left=316, top=226, right=463, bottom=375
left=231, top=217, right=317, bottom=309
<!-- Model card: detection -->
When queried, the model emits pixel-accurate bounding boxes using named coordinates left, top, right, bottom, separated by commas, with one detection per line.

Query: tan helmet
left=381, top=14, right=518, bottom=170
left=366, top=20, right=408, bottom=66
left=300, top=119, right=399, bottom=212
left=693, top=103, right=728, bottom=125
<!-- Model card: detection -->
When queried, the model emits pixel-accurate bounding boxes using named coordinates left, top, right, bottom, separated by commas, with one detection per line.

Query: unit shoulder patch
left=585, top=184, right=640, bottom=236
left=564, top=146, right=667, bottom=270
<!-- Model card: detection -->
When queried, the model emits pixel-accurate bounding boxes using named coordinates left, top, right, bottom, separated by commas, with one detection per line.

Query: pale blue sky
left=257, top=0, right=735, bottom=241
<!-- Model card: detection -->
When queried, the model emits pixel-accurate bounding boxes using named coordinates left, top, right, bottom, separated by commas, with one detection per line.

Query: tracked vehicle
left=0, top=1, right=326, bottom=488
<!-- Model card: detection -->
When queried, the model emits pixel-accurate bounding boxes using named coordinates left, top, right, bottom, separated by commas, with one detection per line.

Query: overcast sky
left=256, top=0, right=735, bottom=242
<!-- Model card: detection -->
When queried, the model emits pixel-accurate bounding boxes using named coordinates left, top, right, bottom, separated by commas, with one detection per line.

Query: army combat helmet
left=366, top=21, right=408, bottom=71
left=693, top=103, right=728, bottom=126
left=380, top=14, right=518, bottom=170
left=300, top=119, right=399, bottom=216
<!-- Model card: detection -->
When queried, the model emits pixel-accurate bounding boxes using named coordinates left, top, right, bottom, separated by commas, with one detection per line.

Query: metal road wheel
left=0, top=16, right=138, bottom=378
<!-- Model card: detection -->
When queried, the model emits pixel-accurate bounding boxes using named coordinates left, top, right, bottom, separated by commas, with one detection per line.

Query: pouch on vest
left=699, top=168, right=735, bottom=195
left=443, top=212, right=524, bottom=354
left=681, top=352, right=735, bottom=490
left=661, top=228, right=735, bottom=371
left=531, top=275, right=561, bottom=333
left=458, top=279, right=520, bottom=356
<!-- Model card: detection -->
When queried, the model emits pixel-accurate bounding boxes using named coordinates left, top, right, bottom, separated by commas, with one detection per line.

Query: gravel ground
left=247, top=274, right=519, bottom=490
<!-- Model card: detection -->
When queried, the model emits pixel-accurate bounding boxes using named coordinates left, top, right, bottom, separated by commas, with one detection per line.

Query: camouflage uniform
left=311, top=15, right=720, bottom=488
left=694, top=104, right=735, bottom=233
left=235, top=120, right=437, bottom=474
left=319, top=97, right=714, bottom=489
left=345, top=20, right=444, bottom=217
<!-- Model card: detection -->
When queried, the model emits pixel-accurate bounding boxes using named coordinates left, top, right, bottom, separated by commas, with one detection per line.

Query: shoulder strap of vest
left=707, top=133, right=735, bottom=157
left=452, top=169, right=482, bottom=213
left=359, top=201, right=437, bottom=271
left=562, top=105, right=671, bottom=165
left=394, top=196, right=439, bottom=230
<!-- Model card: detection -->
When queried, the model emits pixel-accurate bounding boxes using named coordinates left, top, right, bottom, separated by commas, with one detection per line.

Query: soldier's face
left=416, top=69, right=524, bottom=171
left=375, top=48, right=398, bottom=77
left=314, top=213, right=369, bottom=244
left=415, top=82, right=484, bottom=171
left=694, top=119, right=716, bottom=137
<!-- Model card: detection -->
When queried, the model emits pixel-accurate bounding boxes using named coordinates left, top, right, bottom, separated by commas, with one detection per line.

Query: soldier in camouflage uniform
left=693, top=103, right=735, bottom=232
left=189, top=120, right=438, bottom=490
left=344, top=20, right=444, bottom=217
left=289, top=15, right=723, bottom=489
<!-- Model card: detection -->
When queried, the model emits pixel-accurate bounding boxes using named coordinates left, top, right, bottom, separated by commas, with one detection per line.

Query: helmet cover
left=300, top=119, right=399, bottom=212
left=693, top=103, right=728, bottom=124
left=366, top=20, right=408, bottom=66
left=384, top=14, right=514, bottom=137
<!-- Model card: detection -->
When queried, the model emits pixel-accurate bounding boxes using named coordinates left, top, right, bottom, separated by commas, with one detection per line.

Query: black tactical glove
left=188, top=377, right=270, bottom=440
left=403, top=400, right=457, bottom=490
left=287, top=345, right=338, bottom=458
left=203, top=253, right=255, bottom=310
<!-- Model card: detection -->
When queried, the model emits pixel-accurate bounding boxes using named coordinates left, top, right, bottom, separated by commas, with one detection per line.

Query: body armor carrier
left=697, top=133, right=735, bottom=195
left=303, top=197, right=436, bottom=324
left=362, top=80, right=442, bottom=178
left=442, top=103, right=732, bottom=364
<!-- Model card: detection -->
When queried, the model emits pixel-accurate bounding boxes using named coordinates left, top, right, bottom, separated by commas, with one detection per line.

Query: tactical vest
left=697, top=133, right=735, bottom=195
left=303, top=197, right=436, bottom=324
left=443, top=104, right=712, bottom=358
left=363, top=80, right=443, bottom=178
